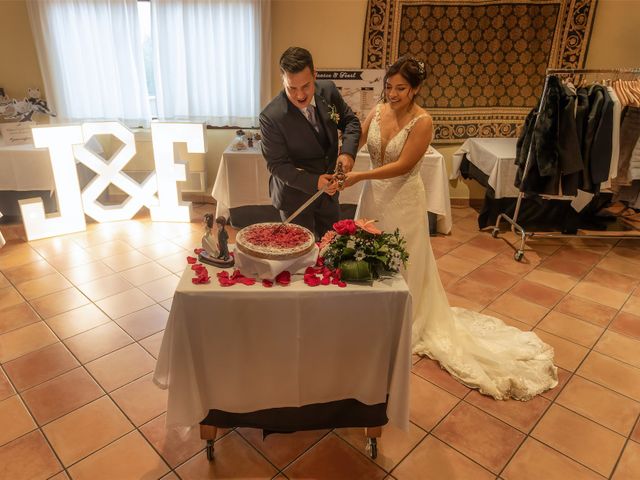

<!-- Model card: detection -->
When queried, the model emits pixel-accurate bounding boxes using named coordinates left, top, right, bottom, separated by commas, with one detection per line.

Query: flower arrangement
left=319, top=219, right=408, bottom=281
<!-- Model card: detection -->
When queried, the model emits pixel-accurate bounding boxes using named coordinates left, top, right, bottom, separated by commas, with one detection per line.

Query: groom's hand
left=318, top=174, right=338, bottom=196
left=337, top=153, right=355, bottom=173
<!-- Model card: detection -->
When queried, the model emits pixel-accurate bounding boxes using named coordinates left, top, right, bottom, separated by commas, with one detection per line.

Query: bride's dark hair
left=382, top=56, right=426, bottom=102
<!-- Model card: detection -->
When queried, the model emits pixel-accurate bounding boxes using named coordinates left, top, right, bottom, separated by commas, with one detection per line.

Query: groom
left=260, top=47, right=361, bottom=239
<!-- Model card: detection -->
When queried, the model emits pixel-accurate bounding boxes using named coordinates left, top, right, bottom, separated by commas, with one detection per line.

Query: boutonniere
left=328, top=104, right=340, bottom=124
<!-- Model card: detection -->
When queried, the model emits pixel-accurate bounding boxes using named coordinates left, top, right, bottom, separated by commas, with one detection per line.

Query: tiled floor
left=0, top=204, right=639, bottom=479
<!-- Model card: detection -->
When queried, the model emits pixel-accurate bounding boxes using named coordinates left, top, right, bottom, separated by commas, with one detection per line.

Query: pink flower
left=355, top=218, right=382, bottom=235
left=333, top=219, right=357, bottom=235
left=318, top=230, right=337, bottom=251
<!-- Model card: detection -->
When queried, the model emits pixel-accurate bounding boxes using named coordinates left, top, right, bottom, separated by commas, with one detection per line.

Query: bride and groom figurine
left=257, top=46, right=558, bottom=401
left=199, top=213, right=234, bottom=268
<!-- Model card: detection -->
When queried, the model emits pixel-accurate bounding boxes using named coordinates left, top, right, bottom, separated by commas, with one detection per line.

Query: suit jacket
left=259, top=80, right=361, bottom=211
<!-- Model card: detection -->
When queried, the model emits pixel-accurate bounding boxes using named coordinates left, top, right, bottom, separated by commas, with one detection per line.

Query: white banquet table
left=212, top=143, right=452, bottom=234
left=153, top=265, right=412, bottom=431
left=451, top=138, right=520, bottom=199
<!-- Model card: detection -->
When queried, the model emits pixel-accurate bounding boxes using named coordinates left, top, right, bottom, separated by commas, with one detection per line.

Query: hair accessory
left=416, top=60, right=426, bottom=79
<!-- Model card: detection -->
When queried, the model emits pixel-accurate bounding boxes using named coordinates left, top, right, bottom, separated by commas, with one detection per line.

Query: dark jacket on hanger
left=580, top=85, right=605, bottom=192
left=514, top=75, right=583, bottom=195
left=589, top=85, right=614, bottom=186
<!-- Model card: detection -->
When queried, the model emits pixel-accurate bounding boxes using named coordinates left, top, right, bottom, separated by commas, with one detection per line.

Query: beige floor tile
left=45, top=303, right=111, bottom=339
left=465, top=390, right=551, bottom=433
left=178, top=431, right=278, bottom=479
left=283, top=432, right=386, bottom=480
left=409, top=373, right=459, bottom=431
left=85, top=343, right=155, bottom=392
left=541, top=367, right=571, bottom=401
left=15, top=272, right=72, bottom=300
left=531, top=404, right=626, bottom=477
left=485, top=251, right=541, bottom=276
left=139, top=274, right=180, bottom=302
left=430, top=235, right=462, bottom=253
left=394, top=435, right=493, bottom=480
left=612, top=440, right=640, bottom=480
left=412, top=357, right=470, bottom=398
left=67, top=430, right=169, bottom=480
left=89, top=240, right=134, bottom=259
left=160, top=297, right=173, bottom=311
left=445, top=277, right=503, bottom=306
left=467, top=234, right=512, bottom=253
left=139, top=413, right=204, bottom=468
left=594, top=330, right=640, bottom=368
left=502, top=437, right=603, bottom=480
left=156, top=253, right=191, bottom=273
left=0, top=395, right=37, bottom=446
left=577, top=351, right=640, bottom=401
left=571, top=281, right=630, bottom=310
left=42, top=396, right=133, bottom=467
left=119, top=262, right=172, bottom=286
left=583, top=267, right=639, bottom=295
left=95, top=288, right=155, bottom=319
left=537, top=310, right=604, bottom=347
left=446, top=292, right=485, bottom=312
left=3, top=259, right=56, bottom=284
left=3, top=342, right=79, bottom=392
left=532, top=330, right=589, bottom=372
left=0, top=286, right=25, bottom=312
left=524, top=268, right=579, bottom=292
left=101, top=250, right=152, bottom=272
left=556, top=375, right=640, bottom=436
left=623, top=295, right=640, bottom=316
left=631, top=420, right=640, bottom=444
left=609, top=311, right=640, bottom=340
left=111, top=373, right=167, bottom=426
left=436, top=254, right=480, bottom=277
left=30, top=287, right=90, bottom=318
left=0, top=368, right=14, bottom=401
left=59, top=261, right=115, bottom=286
left=0, top=430, right=62, bottom=480
left=21, top=367, right=103, bottom=426
left=46, top=250, right=95, bottom=271
left=0, top=321, right=58, bottom=363
left=0, top=247, right=42, bottom=270
left=30, top=237, right=85, bottom=260
left=337, top=424, right=425, bottom=473
left=509, top=280, right=565, bottom=309
left=539, top=256, right=592, bottom=278
left=550, top=246, right=604, bottom=266
left=139, top=330, right=164, bottom=358
left=449, top=244, right=498, bottom=263
left=607, top=246, right=640, bottom=266
left=63, top=322, right=132, bottom=363
left=137, top=240, right=187, bottom=259
left=0, top=302, right=41, bottom=335
left=241, top=427, right=329, bottom=470
left=114, top=304, right=168, bottom=340
left=488, top=293, right=548, bottom=326
left=76, top=274, right=133, bottom=302
left=554, top=294, right=618, bottom=327
left=597, top=256, right=640, bottom=280
left=433, top=402, right=525, bottom=474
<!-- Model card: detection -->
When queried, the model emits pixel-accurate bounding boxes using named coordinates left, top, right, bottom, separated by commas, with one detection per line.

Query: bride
left=342, top=56, right=558, bottom=400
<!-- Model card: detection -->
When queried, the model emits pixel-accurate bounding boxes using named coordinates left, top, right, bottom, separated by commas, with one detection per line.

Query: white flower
left=354, top=250, right=366, bottom=261
left=346, top=239, right=356, bottom=249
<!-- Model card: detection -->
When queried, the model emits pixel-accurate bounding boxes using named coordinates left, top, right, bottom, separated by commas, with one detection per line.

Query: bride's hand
left=340, top=172, right=360, bottom=190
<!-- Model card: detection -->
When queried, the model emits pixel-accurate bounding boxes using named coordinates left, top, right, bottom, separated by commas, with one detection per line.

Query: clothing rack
left=492, top=67, right=640, bottom=261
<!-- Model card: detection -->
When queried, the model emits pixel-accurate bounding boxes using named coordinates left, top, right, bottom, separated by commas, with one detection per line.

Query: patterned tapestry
left=362, top=0, right=598, bottom=143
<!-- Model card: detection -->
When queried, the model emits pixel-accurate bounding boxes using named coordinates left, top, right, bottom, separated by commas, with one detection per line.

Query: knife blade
left=282, top=182, right=330, bottom=226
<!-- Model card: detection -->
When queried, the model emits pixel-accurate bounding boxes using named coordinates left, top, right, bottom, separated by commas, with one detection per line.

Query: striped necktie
left=305, top=105, right=319, bottom=132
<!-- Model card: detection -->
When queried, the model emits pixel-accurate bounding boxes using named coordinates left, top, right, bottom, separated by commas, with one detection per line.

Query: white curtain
left=151, top=0, right=270, bottom=127
left=27, top=0, right=151, bottom=128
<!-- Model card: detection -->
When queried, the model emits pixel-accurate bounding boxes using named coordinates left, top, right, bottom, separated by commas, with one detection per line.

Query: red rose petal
left=187, top=256, right=197, bottom=264
left=320, top=277, right=330, bottom=285
left=262, top=279, right=273, bottom=287
left=194, top=248, right=204, bottom=255
left=338, top=281, right=347, bottom=288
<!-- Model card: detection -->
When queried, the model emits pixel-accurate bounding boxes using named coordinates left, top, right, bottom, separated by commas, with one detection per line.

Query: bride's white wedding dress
left=356, top=105, right=558, bottom=400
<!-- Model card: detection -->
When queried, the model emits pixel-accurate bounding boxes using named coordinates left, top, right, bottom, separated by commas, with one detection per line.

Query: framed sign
left=317, top=69, right=385, bottom=122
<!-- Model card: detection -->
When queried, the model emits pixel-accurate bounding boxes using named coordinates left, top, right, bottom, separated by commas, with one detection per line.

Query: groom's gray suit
left=259, top=80, right=361, bottom=238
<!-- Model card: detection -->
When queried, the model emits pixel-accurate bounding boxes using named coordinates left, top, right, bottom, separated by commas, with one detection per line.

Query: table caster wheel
left=514, top=251, right=524, bottom=262
left=366, top=438, right=378, bottom=459
left=206, top=439, right=214, bottom=461
left=491, top=229, right=499, bottom=238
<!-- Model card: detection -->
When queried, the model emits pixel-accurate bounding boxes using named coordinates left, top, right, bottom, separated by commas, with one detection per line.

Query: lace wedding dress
left=356, top=105, right=558, bottom=400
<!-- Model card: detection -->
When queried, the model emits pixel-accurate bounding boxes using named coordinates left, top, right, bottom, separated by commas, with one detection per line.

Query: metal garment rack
left=492, top=67, right=640, bottom=261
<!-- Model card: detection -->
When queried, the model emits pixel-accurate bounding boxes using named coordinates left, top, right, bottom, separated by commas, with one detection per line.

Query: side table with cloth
left=153, top=265, right=412, bottom=440
left=212, top=143, right=452, bottom=234
left=451, top=138, right=578, bottom=230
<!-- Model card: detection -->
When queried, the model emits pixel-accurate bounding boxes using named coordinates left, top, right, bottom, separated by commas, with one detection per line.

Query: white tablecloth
left=0, top=144, right=54, bottom=191
left=212, top=144, right=452, bottom=234
left=451, top=138, right=520, bottom=199
left=153, top=266, right=412, bottom=430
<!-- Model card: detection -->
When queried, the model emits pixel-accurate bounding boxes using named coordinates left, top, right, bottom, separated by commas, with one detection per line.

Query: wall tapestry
left=362, top=0, right=598, bottom=142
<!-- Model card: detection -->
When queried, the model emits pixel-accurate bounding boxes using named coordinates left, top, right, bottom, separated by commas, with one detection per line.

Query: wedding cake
left=235, top=222, right=315, bottom=260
